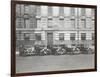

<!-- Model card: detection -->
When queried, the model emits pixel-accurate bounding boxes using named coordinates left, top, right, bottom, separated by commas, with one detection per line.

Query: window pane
left=81, top=8, right=86, bottom=16
left=16, top=18, right=22, bottom=28
left=48, top=19, right=52, bottom=28
left=70, top=8, right=75, bottom=16
left=30, top=18, right=37, bottom=28
left=59, top=7, right=64, bottom=16
left=81, top=19, right=86, bottom=28
left=71, top=19, right=75, bottom=28
left=81, top=33, right=86, bottom=40
left=16, top=4, right=21, bottom=16
left=37, top=18, right=41, bottom=28
left=35, top=33, right=41, bottom=40
left=70, top=33, right=75, bottom=40
left=92, top=19, right=94, bottom=27
left=59, top=33, right=64, bottom=41
left=92, top=33, right=94, bottom=40
left=16, top=32, right=21, bottom=40
left=59, top=19, right=64, bottom=27
left=24, top=33, right=30, bottom=40
left=48, top=6, right=52, bottom=16
left=91, top=9, right=95, bottom=16
left=24, top=19, right=30, bottom=28
left=24, top=5, right=29, bottom=14
left=36, top=6, right=41, bottom=16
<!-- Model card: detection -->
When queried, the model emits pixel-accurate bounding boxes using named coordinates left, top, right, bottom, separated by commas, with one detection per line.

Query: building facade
left=16, top=4, right=95, bottom=48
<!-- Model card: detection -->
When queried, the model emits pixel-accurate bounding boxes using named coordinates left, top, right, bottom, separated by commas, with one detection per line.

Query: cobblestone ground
left=16, top=54, right=94, bottom=73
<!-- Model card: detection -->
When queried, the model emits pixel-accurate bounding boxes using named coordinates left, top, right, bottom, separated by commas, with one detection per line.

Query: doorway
left=47, top=33, right=53, bottom=45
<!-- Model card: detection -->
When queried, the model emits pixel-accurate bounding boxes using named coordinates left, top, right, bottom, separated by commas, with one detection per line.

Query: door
left=47, top=33, right=53, bottom=45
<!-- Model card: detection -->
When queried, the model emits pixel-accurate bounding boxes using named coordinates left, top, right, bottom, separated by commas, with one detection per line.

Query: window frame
left=24, top=33, right=30, bottom=41
left=81, top=33, right=86, bottom=40
left=70, top=33, right=76, bottom=40
left=59, top=33, right=64, bottom=41
left=35, top=33, right=42, bottom=41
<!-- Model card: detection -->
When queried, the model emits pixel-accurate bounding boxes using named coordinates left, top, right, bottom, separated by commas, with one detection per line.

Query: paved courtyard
left=16, top=54, right=94, bottom=73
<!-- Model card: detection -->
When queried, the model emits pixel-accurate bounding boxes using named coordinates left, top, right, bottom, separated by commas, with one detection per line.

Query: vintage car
left=72, top=47, right=80, bottom=54
left=55, top=46, right=66, bottom=55
left=40, top=47, right=51, bottom=55
left=61, top=46, right=73, bottom=55
left=76, top=45, right=94, bottom=54
left=87, top=46, right=94, bottom=54
left=23, top=46, right=36, bottom=56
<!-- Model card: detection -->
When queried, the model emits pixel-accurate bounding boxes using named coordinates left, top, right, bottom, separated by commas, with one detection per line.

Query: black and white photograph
left=11, top=1, right=97, bottom=76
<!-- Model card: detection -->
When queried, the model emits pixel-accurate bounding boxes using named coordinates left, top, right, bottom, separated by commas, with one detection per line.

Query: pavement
left=16, top=54, right=95, bottom=73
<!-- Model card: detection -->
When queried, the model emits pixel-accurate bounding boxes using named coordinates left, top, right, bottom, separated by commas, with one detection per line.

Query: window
left=91, top=9, right=95, bottom=16
left=48, top=18, right=52, bottom=28
left=24, top=5, right=29, bottom=15
left=16, top=33, right=19, bottom=40
left=70, top=8, right=75, bottom=16
left=36, top=6, right=41, bottom=16
left=59, top=33, right=64, bottom=41
left=16, top=4, right=21, bottom=16
left=81, top=19, right=86, bottom=28
left=16, top=31, right=21, bottom=40
left=59, top=18, right=64, bottom=26
left=48, top=6, right=52, bottom=16
left=59, top=7, right=64, bottom=16
left=35, top=33, right=41, bottom=41
left=92, top=19, right=94, bottom=27
left=81, top=33, right=86, bottom=40
left=30, top=18, right=37, bottom=28
left=70, top=33, right=75, bottom=40
left=16, top=18, right=22, bottom=28
left=24, top=19, right=30, bottom=28
left=37, top=18, right=41, bottom=28
left=92, top=33, right=94, bottom=40
left=71, top=19, right=75, bottom=28
left=24, top=33, right=30, bottom=40
left=81, top=8, right=86, bottom=16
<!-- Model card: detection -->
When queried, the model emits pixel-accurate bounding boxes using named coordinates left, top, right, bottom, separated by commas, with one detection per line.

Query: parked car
left=77, top=45, right=90, bottom=54
left=40, top=47, right=51, bottom=55
left=23, top=46, right=36, bottom=56
left=87, top=46, right=94, bottom=54
left=56, top=46, right=66, bottom=55
left=72, top=46, right=80, bottom=54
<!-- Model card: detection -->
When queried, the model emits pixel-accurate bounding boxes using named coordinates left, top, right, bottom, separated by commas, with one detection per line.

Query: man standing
left=19, top=45, right=25, bottom=56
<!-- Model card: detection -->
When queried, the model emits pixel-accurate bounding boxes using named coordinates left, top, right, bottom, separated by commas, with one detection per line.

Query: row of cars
left=19, top=45, right=94, bottom=56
